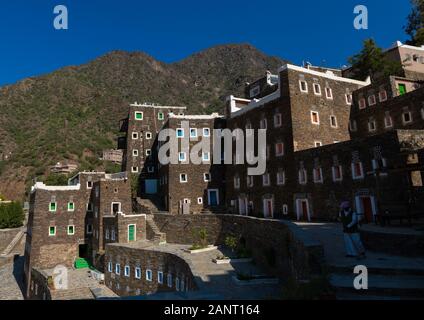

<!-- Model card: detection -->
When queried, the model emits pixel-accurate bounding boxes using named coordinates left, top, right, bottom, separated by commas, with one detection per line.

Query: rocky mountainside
left=0, top=44, right=286, bottom=200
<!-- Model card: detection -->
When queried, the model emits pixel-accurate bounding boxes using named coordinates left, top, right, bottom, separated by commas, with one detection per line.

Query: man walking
left=339, top=201, right=366, bottom=259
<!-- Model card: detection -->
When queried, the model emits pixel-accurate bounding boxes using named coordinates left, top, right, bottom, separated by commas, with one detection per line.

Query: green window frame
left=49, top=202, right=57, bottom=212
left=49, top=226, right=56, bottom=236
left=158, top=112, right=164, bottom=120
left=135, top=111, right=143, bottom=120
left=68, top=202, right=75, bottom=211
left=128, top=224, right=136, bottom=242
left=398, top=83, right=407, bottom=95
left=67, top=225, right=75, bottom=235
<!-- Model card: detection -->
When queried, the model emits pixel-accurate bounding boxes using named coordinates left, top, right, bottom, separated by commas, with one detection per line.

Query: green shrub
left=43, top=173, right=69, bottom=186
left=0, top=202, right=25, bottom=229
left=225, top=235, right=238, bottom=253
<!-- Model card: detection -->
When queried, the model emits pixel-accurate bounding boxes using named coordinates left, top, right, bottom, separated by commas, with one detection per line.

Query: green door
left=398, top=84, right=406, bottom=95
left=128, top=225, right=136, bottom=242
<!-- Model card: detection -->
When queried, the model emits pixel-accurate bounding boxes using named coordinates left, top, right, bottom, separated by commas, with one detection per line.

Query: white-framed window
left=202, top=152, right=210, bottom=162
left=277, top=171, right=285, bottom=186
left=178, top=152, right=186, bottom=162
left=180, top=173, right=188, bottom=183
left=313, top=83, right=322, bottom=96
left=115, top=263, right=121, bottom=275
left=135, top=267, right=141, bottom=279
left=87, top=181, right=93, bottom=189
left=67, top=202, right=75, bottom=212
left=332, top=165, right=343, bottom=182
left=259, top=118, right=267, bottom=129
left=124, top=265, right=130, bottom=277
left=111, top=202, right=121, bottom=214
left=132, top=149, right=139, bottom=157
left=330, top=115, right=338, bottom=128
left=111, top=229, right=116, bottom=241
left=311, top=111, right=320, bottom=125
left=368, top=95, right=376, bottom=106
left=275, top=142, right=284, bottom=157
left=134, top=111, right=143, bottom=121
left=203, top=128, right=210, bottom=137
left=158, top=112, right=164, bottom=120
left=314, top=141, right=322, bottom=148
left=146, top=132, right=152, bottom=140
left=352, top=162, right=364, bottom=180
left=147, top=166, right=155, bottom=173
left=158, top=271, right=164, bottom=284
left=190, top=128, right=198, bottom=138
left=105, top=228, right=110, bottom=240
left=349, top=120, right=358, bottom=132
left=203, top=173, right=211, bottom=182
left=146, top=269, right=153, bottom=281
left=49, top=202, right=57, bottom=212
left=197, top=197, right=203, bottom=204
left=325, top=87, right=333, bottom=99
left=262, top=173, right=270, bottom=186
left=299, top=80, right=308, bottom=93
left=131, top=166, right=139, bottom=173
left=176, top=128, right=184, bottom=138
left=313, top=168, right=323, bottom=183
left=234, top=176, right=240, bottom=189
left=368, top=119, right=377, bottom=132
left=274, top=113, right=282, bottom=128
left=384, top=115, right=393, bottom=128
left=283, top=205, right=289, bottom=215
left=108, top=262, right=112, bottom=273
left=345, top=94, right=352, bottom=105
left=145, top=149, right=152, bottom=156
left=66, top=225, right=74, bottom=235
left=359, top=98, right=366, bottom=109
left=403, top=111, right=413, bottom=124
left=49, top=226, right=56, bottom=236
left=132, top=132, right=139, bottom=140
left=247, top=175, right=254, bottom=188
left=86, top=224, right=93, bottom=234
left=379, top=90, right=388, bottom=102
left=165, top=273, right=173, bottom=287
left=298, top=169, right=307, bottom=185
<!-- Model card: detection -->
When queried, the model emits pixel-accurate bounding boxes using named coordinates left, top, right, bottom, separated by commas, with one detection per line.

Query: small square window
left=132, top=149, right=139, bottom=157
left=368, top=120, right=377, bottom=132
left=146, top=270, right=153, bottom=281
left=384, top=116, right=393, bottom=128
left=203, top=128, right=210, bottom=137
left=135, top=267, right=141, bottom=279
left=176, top=129, right=184, bottom=138
left=87, top=181, right=93, bottom=189
left=197, top=197, right=203, bottom=204
left=147, top=166, right=155, bottom=173
left=368, top=95, right=376, bottom=106
left=49, top=202, right=57, bottom=212
left=202, top=152, right=210, bottom=162
left=180, top=174, right=188, bottom=183
left=178, top=152, right=186, bottom=162
left=311, top=111, right=320, bottom=125
left=314, top=141, right=322, bottom=147
left=379, top=90, right=387, bottom=102
left=131, top=166, right=139, bottom=173
left=145, top=149, right=152, bottom=156
left=158, top=112, right=164, bottom=120
left=299, top=80, right=308, bottom=93
left=313, top=83, right=321, bottom=95
left=190, top=128, right=197, bottom=138
left=67, top=225, right=75, bottom=235
left=67, top=202, right=74, bottom=212
left=403, top=112, right=413, bottom=124
left=49, top=226, right=56, bottom=236
left=132, top=132, right=139, bottom=140
left=203, top=173, right=211, bottom=182
left=274, top=113, right=282, bottom=128
left=275, top=143, right=284, bottom=157
left=146, top=132, right=152, bottom=140
left=124, top=266, right=130, bottom=277
left=135, top=112, right=143, bottom=120
left=262, top=173, right=270, bottom=186
left=359, top=98, right=366, bottom=109
left=345, top=94, right=352, bottom=105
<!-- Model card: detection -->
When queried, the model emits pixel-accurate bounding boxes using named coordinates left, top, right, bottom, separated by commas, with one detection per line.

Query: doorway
left=296, top=199, right=311, bottom=221
left=207, top=189, right=219, bottom=206
left=263, top=199, right=273, bottom=218
left=78, top=244, right=88, bottom=259
left=361, top=197, right=373, bottom=223
left=145, top=179, right=158, bottom=194
left=238, top=198, right=248, bottom=215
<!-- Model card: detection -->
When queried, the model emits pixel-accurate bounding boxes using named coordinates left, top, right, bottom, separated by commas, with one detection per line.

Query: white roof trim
left=32, top=182, right=81, bottom=192
left=386, top=40, right=424, bottom=52
left=130, top=103, right=187, bottom=109
left=279, top=64, right=371, bottom=86
left=230, top=89, right=281, bottom=119
left=168, top=113, right=224, bottom=120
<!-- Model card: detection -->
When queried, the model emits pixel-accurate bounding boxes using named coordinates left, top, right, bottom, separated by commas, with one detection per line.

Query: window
left=105, top=229, right=110, bottom=240
left=176, top=277, right=180, bottom=291
left=330, top=115, right=338, bottom=128
left=145, top=149, right=152, bottom=156
left=134, top=112, right=143, bottom=120
left=262, top=173, right=270, bottom=186
left=147, top=166, right=155, bottom=173
left=350, top=120, right=358, bottom=132
left=86, top=224, right=93, bottom=234
left=203, top=173, right=211, bottom=182
left=180, top=173, right=188, bottom=183
left=167, top=274, right=173, bottom=288
left=250, top=85, right=260, bottom=98
left=368, top=119, right=377, bottom=132
left=123, top=265, right=130, bottom=277
left=379, top=90, right=388, bottom=102
left=345, top=94, right=352, bottom=105
left=398, top=83, right=407, bottom=95
left=108, top=262, right=112, bottom=273
left=158, top=271, right=164, bottom=284
left=299, top=80, right=308, bottom=93
left=313, top=168, right=323, bottom=183
left=311, top=111, right=320, bottom=125
left=158, top=112, right=164, bottom=120
left=247, top=175, right=254, bottom=188
left=332, top=165, right=343, bottom=182
left=178, top=152, right=186, bottom=162
left=135, top=267, right=141, bottom=279
left=67, top=225, right=75, bottom=235
left=176, top=128, right=184, bottom=138
left=384, top=115, right=393, bottom=128
left=87, top=202, right=93, bottom=212
left=352, top=162, right=364, bottom=180
left=48, top=202, right=57, bottom=212
left=87, top=181, right=93, bottom=189
left=49, top=226, right=56, bottom=236
left=313, top=83, right=321, bottom=96
left=368, top=95, right=376, bottom=106
left=132, top=149, right=139, bottom=157
left=197, top=197, right=203, bottom=204
left=112, top=202, right=121, bottom=214
left=259, top=118, right=267, bottom=129
left=146, top=270, right=153, bottom=281
left=234, top=176, right=240, bottom=189
left=131, top=166, right=139, bottom=173
left=274, top=113, right=282, bottom=128
left=298, top=169, right=307, bottom=185
left=325, top=87, right=333, bottom=99
left=67, top=202, right=74, bottom=212
left=403, top=111, right=413, bottom=124
left=314, top=141, right=322, bottom=148
left=359, top=98, right=366, bottom=109
left=146, top=132, right=152, bottom=140
left=202, top=152, right=210, bottom=162
left=115, top=264, right=120, bottom=275
left=203, top=128, right=210, bottom=137
left=132, top=132, right=138, bottom=140
left=275, top=142, right=284, bottom=157
left=190, top=128, right=197, bottom=138
left=111, top=229, right=116, bottom=241
left=283, top=205, right=289, bottom=215
left=277, top=171, right=285, bottom=186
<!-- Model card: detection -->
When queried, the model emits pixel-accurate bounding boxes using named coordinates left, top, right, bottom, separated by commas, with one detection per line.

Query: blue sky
left=0, top=0, right=412, bottom=86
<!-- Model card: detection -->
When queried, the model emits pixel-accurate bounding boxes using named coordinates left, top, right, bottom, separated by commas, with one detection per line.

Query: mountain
left=0, top=44, right=287, bottom=200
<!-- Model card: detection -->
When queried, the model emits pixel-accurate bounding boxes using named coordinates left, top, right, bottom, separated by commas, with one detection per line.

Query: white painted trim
left=32, top=182, right=81, bottom=191
left=130, top=103, right=187, bottom=110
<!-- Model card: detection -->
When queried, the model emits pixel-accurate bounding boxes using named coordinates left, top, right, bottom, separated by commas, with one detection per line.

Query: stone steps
left=0, top=228, right=25, bottom=257
left=146, top=215, right=166, bottom=244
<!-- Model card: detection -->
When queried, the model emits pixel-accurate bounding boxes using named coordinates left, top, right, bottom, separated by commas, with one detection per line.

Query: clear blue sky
left=0, top=0, right=412, bottom=86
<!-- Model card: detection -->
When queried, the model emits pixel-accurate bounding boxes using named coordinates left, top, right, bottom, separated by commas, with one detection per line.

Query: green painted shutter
left=128, top=225, right=135, bottom=241
left=399, top=84, right=406, bottom=95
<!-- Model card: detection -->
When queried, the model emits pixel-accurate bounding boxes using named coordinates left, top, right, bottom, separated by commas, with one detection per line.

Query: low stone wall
left=0, top=227, right=22, bottom=253
left=153, top=214, right=324, bottom=280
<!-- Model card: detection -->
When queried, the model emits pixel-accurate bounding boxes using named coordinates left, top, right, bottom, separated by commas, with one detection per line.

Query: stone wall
left=0, top=227, right=21, bottom=253
left=152, top=213, right=324, bottom=280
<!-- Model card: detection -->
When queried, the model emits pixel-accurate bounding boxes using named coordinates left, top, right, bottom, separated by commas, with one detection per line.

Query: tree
left=0, top=202, right=25, bottom=229
left=348, top=39, right=403, bottom=81
left=43, top=173, right=69, bottom=186
left=405, top=0, right=424, bottom=46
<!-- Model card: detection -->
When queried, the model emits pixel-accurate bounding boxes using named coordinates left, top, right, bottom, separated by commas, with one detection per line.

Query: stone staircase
left=0, top=228, right=26, bottom=257
left=136, top=195, right=168, bottom=214
left=146, top=215, right=166, bottom=244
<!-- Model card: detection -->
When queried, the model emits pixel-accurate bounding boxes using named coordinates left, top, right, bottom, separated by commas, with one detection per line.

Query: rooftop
left=130, top=102, right=187, bottom=109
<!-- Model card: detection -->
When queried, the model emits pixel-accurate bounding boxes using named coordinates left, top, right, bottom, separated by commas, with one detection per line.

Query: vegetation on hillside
left=0, top=201, right=25, bottom=229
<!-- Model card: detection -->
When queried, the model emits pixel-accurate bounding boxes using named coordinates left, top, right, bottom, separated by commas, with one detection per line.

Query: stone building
left=101, top=149, right=123, bottom=164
